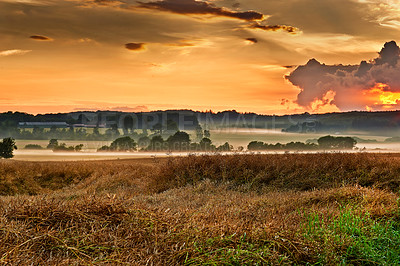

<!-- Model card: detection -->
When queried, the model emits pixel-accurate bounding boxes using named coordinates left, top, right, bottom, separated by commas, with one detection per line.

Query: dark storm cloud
left=286, top=41, right=400, bottom=110
left=136, top=0, right=264, bottom=21
left=250, top=22, right=298, bottom=34
left=125, top=42, right=146, bottom=50
left=245, top=37, right=257, bottom=43
left=29, top=35, right=52, bottom=41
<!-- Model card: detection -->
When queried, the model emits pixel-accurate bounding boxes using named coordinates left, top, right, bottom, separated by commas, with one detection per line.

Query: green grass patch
left=303, top=208, right=400, bottom=265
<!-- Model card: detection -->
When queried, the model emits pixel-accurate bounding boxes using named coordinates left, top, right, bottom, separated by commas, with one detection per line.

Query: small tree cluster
left=248, top=141, right=318, bottom=151
left=0, top=137, right=17, bottom=159
left=48, top=139, right=84, bottom=152
left=98, top=136, right=137, bottom=152
left=247, top=136, right=357, bottom=151
left=145, top=131, right=231, bottom=152
left=317, top=135, right=357, bottom=149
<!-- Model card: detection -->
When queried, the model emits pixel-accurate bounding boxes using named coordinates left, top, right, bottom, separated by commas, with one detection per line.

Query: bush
left=53, top=143, right=84, bottom=152
left=24, top=144, right=44, bottom=150
left=47, top=139, right=59, bottom=149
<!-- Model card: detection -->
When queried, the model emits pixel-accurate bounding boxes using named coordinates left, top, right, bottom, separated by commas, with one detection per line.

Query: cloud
left=29, top=35, right=52, bottom=41
left=165, top=40, right=195, bottom=47
left=125, top=42, right=146, bottom=51
left=250, top=22, right=299, bottom=34
left=136, top=0, right=264, bottom=21
left=245, top=37, right=258, bottom=44
left=110, top=105, right=149, bottom=112
left=0, top=49, right=32, bottom=57
left=286, top=41, right=400, bottom=111
left=283, top=65, right=295, bottom=69
left=74, top=105, right=150, bottom=112
left=79, top=0, right=124, bottom=7
left=91, top=0, right=121, bottom=5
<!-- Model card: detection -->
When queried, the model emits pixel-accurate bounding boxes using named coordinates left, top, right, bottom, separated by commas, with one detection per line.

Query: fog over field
left=10, top=128, right=399, bottom=161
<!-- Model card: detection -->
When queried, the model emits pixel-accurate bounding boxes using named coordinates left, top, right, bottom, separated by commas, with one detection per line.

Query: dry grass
left=1, top=153, right=400, bottom=264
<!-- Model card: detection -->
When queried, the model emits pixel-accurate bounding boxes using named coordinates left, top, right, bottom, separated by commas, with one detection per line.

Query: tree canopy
left=0, top=138, right=17, bottom=159
left=318, top=136, right=357, bottom=149
left=110, top=136, right=137, bottom=151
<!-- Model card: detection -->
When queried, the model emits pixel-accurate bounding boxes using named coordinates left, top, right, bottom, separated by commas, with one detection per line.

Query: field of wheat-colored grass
left=1, top=154, right=400, bottom=265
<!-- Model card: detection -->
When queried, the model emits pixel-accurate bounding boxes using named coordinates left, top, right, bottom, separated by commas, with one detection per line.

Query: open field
left=1, top=153, right=400, bottom=265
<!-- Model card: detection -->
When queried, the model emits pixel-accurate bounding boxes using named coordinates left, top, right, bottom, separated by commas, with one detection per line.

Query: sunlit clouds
left=0, top=49, right=31, bottom=57
left=286, top=41, right=400, bottom=112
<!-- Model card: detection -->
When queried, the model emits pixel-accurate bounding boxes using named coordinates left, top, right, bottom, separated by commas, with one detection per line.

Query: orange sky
left=1, top=0, right=400, bottom=114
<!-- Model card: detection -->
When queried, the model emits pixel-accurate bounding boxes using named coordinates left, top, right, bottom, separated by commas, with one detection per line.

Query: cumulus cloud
left=30, top=35, right=52, bottom=41
left=136, top=0, right=264, bottom=21
left=0, top=49, right=31, bottom=57
left=286, top=41, right=400, bottom=111
left=125, top=42, right=146, bottom=51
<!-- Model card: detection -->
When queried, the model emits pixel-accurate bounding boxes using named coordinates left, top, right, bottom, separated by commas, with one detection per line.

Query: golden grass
left=0, top=153, right=400, bottom=264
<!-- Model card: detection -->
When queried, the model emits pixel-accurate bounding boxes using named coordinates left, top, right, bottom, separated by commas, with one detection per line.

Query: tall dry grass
left=0, top=153, right=399, bottom=264
left=149, top=153, right=400, bottom=193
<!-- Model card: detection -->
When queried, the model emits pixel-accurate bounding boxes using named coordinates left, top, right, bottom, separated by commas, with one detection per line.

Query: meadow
left=1, top=153, right=400, bottom=265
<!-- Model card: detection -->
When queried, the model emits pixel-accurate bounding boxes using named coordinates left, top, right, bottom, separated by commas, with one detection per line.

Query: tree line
left=247, top=136, right=357, bottom=151
left=98, top=131, right=233, bottom=152
left=0, top=135, right=359, bottom=160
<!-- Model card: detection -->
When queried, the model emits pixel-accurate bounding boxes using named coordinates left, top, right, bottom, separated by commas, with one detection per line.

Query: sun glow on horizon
left=364, top=83, right=400, bottom=109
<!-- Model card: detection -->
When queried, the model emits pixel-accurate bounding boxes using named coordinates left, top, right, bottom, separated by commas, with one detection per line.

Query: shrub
left=24, top=144, right=44, bottom=150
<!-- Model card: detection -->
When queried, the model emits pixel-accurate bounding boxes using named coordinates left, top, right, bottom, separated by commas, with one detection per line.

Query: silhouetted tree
left=110, top=136, right=137, bottom=151
left=47, top=139, right=59, bottom=149
left=217, top=142, right=233, bottom=152
left=74, top=144, right=84, bottom=151
left=138, top=136, right=150, bottom=149
left=167, top=131, right=190, bottom=151
left=247, top=141, right=266, bottom=151
left=200, top=137, right=213, bottom=151
left=0, top=138, right=17, bottom=159
left=318, top=136, right=357, bottom=149
left=147, top=135, right=165, bottom=151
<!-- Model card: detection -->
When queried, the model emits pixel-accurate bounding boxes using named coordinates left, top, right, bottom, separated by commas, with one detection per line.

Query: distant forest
left=2, top=109, right=400, bottom=140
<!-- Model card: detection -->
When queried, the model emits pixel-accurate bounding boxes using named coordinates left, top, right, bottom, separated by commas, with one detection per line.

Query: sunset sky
left=1, top=0, right=400, bottom=114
